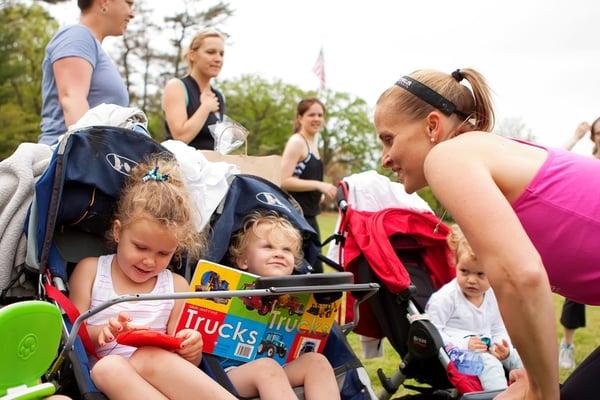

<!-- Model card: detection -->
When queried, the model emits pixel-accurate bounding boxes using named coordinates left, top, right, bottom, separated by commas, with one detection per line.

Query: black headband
left=395, top=76, right=470, bottom=120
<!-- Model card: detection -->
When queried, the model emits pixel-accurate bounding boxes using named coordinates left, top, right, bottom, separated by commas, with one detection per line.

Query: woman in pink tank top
left=556, top=118, right=600, bottom=370
left=373, top=68, right=600, bottom=400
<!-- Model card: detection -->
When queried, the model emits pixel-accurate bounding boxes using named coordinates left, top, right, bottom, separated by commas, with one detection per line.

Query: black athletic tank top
left=289, top=135, right=323, bottom=217
left=164, top=75, right=225, bottom=150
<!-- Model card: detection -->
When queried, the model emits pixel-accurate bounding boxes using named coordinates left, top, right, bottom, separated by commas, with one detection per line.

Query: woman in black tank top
left=281, top=97, right=337, bottom=272
left=162, top=29, right=226, bottom=150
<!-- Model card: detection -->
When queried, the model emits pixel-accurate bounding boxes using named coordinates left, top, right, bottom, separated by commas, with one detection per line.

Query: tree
left=114, top=1, right=159, bottom=108
left=0, top=3, right=58, bottom=159
left=493, top=116, right=536, bottom=141
left=219, top=75, right=304, bottom=155
left=220, top=74, right=379, bottom=176
left=319, top=90, right=379, bottom=174
left=1, top=0, right=69, bottom=10
left=162, top=0, right=233, bottom=78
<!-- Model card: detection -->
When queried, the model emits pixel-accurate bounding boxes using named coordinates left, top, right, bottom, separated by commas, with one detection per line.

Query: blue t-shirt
left=39, top=24, right=129, bottom=145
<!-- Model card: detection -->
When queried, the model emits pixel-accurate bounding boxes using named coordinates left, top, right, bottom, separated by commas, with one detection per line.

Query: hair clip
left=451, top=69, right=464, bottom=83
left=143, top=165, right=170, bottom=182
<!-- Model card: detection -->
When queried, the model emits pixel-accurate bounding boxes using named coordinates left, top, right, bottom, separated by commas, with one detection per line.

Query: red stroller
left=328, top=171, right=503, bottom=400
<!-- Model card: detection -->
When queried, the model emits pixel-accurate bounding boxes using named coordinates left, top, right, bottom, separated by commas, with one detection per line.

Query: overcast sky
left=48, top=0, right=600, bottom=154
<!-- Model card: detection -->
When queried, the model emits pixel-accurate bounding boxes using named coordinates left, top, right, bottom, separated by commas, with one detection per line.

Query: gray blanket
left=0, top=143, right=52, bottom=291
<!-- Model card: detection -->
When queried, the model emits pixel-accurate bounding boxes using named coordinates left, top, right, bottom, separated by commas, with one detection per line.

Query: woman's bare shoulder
left=164, top=78, right=186, bottom=93
left=283, top=133, right=306, bottom=154
left=285, top=133, right=305, bottom=145
left=429, top=132, right=518, bottom=164
left=425, top=132, right=544, bottom=202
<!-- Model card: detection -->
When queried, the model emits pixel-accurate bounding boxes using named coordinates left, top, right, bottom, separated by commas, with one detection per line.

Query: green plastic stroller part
left=0, top=301, right=62, bottom=399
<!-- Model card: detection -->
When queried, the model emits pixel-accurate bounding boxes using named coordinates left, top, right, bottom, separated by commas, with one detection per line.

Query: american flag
left=312, top=48, right=326, bottom=90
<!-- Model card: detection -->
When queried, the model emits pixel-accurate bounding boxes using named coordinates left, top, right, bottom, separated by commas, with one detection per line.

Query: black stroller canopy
left=206, top=175, right=320, bottom=272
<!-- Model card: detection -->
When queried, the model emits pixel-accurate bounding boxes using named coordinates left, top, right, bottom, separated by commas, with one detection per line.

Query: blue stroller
left=25, top=126, right=171, bottom=399
left=20, top=127, right=379, bottom=399
left=204, top=174, right=380, bottom=399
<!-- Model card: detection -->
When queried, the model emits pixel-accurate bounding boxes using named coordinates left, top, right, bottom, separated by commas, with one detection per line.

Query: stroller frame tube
left=52, top=282, right=379, bottom=376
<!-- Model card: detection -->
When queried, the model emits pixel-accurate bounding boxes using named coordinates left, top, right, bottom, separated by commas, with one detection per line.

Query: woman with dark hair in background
left=281, top=97, right=337, bottom=272
left=162, top=29, right=226, bottom=150
left=39, top=0, right=134, bottom=146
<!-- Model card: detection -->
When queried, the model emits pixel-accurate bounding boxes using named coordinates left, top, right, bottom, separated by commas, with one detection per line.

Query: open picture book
left=175, top=260, right=340, bottom=366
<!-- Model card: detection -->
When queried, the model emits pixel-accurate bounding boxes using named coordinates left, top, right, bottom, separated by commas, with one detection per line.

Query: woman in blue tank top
left=39, top=0, right=133, bottom=145
left=281, top=97, right=336, bottom=272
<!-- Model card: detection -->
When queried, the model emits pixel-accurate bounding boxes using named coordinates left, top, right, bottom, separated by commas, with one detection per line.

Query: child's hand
left=490, top=339, right=511, bottom=360
left=98, top=311, right=147, bottom=347
left=467, top=336, right=488, bottom=352
left=175, top=329, right=203, bottom=364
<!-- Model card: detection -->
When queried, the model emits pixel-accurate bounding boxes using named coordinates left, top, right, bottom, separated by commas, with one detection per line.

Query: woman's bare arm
left=162, top=79, right=216, bottom=144
left=424, top=138, right=559, bottom=400
left=280, top=135, right=335, bottom=198
left=53, top=57, right=92, bottom=128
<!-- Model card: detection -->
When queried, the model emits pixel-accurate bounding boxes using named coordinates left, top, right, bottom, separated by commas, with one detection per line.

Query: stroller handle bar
left=61, top=282, right=380, bottom=354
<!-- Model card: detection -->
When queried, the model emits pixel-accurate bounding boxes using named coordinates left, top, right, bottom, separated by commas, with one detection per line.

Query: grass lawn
left=316, top=212, right=600, bottom=395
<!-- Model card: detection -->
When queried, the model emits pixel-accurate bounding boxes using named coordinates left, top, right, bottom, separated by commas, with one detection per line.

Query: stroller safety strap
left=44, top=282, right=99, bottom=359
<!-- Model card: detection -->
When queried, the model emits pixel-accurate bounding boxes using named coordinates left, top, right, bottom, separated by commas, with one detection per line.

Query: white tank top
left=87, top=254, right=175, bottom=359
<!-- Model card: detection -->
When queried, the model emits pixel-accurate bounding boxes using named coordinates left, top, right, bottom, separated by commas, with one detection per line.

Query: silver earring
left=430, top=137, right=435, bottom=143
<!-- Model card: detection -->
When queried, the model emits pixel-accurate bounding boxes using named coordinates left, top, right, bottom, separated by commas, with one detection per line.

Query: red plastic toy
left=116, top=329, right=183, bottom=351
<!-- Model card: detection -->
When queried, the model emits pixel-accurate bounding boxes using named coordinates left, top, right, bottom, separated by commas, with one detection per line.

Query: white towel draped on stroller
left=68, top=103, right=149, bottom=135
left=327, top=170, right=432, bottom=262
left=161, top=140, right=240, bottom=232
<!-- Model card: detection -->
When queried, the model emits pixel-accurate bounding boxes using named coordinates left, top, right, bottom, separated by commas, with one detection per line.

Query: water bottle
left=445, top=344, right=484, bottom=375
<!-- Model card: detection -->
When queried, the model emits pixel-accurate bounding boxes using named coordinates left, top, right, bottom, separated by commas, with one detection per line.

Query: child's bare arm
left=69, top=257, right=97, bottom=312
left=169, top=273, right=203, bottom=364
left=167, top=273, right=190, bottom=334
left=69, top=257, right=102, bottom=345
left=175, top=329, right=203, bottom=365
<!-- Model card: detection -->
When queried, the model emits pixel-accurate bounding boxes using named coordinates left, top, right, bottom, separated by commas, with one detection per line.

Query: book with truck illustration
left=175, top=260, right=340, bottom=366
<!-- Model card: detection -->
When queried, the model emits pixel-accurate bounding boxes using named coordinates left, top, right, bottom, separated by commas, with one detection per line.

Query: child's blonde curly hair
left=229, top=209, right=304, bottom=269
left=447, top=223, right=476, bottom=265
left=108, top=154, right=206, bottom=260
